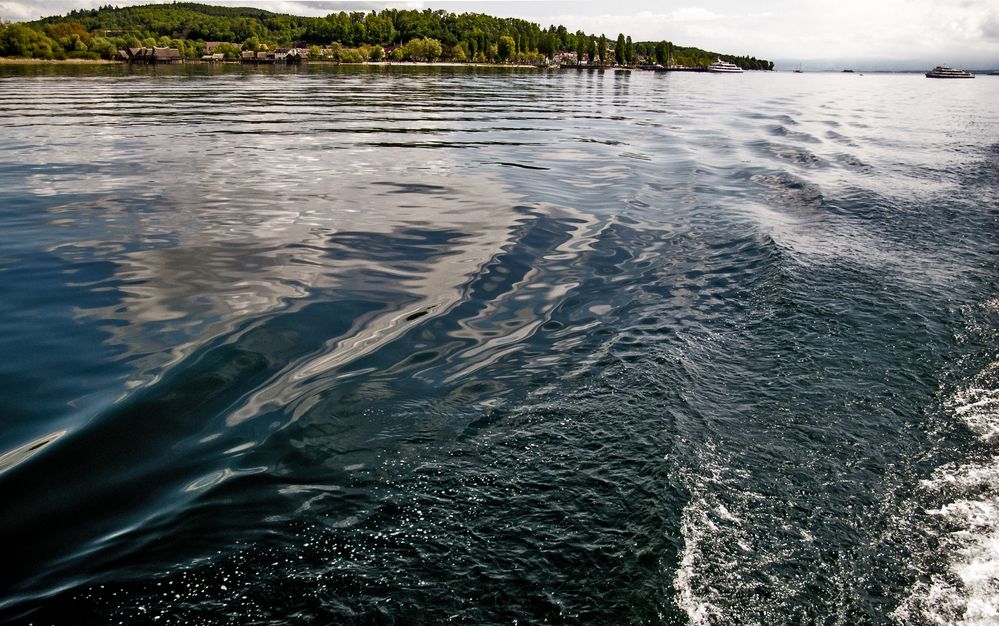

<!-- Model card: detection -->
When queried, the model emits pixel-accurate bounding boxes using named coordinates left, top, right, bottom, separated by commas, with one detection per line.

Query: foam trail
left=675, top=495, right=726, bottom=626
left=894, top=335, right=999, bottom=625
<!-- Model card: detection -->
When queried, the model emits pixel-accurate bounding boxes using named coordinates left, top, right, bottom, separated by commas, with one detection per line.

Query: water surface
left=1, top=64, right=997, bottom=624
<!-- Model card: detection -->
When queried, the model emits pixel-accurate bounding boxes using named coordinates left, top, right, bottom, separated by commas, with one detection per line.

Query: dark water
left=0, top=64, right=996, bottom=625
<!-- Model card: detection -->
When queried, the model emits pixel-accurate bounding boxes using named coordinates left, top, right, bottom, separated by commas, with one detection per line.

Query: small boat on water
left=708, top=59, right=743, bottom=73
left=925, top=65, right=974, bottom=78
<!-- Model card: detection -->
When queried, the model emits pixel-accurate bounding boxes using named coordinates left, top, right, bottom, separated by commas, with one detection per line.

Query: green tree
left=89, top=35, right=116, bottom=59
left=538, top=31, right=553, bottom=57
left=44, top=21, right=90, bottom=48
left=425, top=37, right=443, bottom=60
left=340, top=48, right=364, bottom=63
left=369, top=44, right=384, bottom=61
left=655, top=40, right=667, bottom=66
left=625, top=35, right=635, bottom=65
left=1, top=4, right=774, bottom=70
left=210, top=42, right=239, bottom=59
left=402, top=37, right=441, bottom=61
left=0, top=23, right=53, bottom=58
left=365, top=12, right=396, bottom=45
left=497, top=35, right=514, bottom=62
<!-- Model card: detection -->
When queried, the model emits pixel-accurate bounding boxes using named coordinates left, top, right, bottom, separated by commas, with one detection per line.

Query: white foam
left=673, top=461, right=758, bottom=626
left=948, top=379, right=999, bottom=441
left=895, top=457, right=999, bottom=626
left=675, top=496, right=725, bottom=626
left=894, top=340, right=999, bottom=626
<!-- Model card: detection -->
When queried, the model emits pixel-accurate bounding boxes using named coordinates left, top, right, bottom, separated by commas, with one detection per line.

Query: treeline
left=634, top=41, right=774, bottom=71
left=0, top=2, right=772, bottom=69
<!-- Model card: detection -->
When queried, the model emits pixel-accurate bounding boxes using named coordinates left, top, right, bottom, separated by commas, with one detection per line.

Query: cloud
left=0, top=1, right=51, bottom=20
left=668, top=7, right=724, bottom=22
left=981, top=10, right=999, bottom=41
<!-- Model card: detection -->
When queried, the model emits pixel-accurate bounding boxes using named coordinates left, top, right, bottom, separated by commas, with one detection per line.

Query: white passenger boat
left=925, top=65, right=974, bottom=79
left=708, top=59, right=744, bottom=73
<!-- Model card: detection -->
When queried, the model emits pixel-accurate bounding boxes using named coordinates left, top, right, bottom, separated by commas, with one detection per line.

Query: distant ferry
left=708, top=59, right=744, bottom=73
left=925, top=65, right=974, bottom=79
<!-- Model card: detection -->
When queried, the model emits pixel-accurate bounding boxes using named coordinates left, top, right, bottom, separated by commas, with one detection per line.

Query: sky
left=3, top=0, right=999, bottom=69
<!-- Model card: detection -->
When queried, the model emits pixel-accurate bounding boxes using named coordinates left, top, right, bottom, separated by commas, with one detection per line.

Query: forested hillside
left=0, top=2, right=772, bottom=69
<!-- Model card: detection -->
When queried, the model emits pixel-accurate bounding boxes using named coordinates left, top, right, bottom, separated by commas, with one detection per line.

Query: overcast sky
left=3, top=0, right=998, bottom=69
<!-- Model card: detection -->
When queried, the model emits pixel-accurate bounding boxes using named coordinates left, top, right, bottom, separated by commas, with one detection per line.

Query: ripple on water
left=0, top=64, right=998, bottom=624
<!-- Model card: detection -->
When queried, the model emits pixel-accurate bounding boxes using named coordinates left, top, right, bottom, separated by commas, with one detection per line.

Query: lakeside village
left=121, top=39, right=760, bottom=72
left=0, top=6, right=773, bottom=72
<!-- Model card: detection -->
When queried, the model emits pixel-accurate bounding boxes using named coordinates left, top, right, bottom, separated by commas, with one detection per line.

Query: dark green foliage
left=635, top=39, right=772, bottom=70
left=654, top=41, right=668, bottom=66
left=497, top=35, right=515, bottom=62
left=0, top=23, right=57, bottom=58
left=402, top=37, right=442, bottom=61
left=0, top=3, right=771, bottom=68
left=213, top=42, right=242, bottom=60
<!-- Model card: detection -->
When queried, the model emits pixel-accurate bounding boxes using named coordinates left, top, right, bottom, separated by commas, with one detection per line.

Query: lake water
left=0, top=64, right=997, bottom=624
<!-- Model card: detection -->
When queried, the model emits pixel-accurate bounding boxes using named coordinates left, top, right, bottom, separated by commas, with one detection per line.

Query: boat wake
left=894, top=299, right=999, bottom=625
left=674, top=459, right=752, bottom=626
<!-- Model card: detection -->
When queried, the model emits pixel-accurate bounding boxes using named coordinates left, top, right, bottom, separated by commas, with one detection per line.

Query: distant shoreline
left=0, top=58, right=116, bottom=64
left=0, top=58, right=542, bottom=69
left=365, top=61, right=541, bottom=69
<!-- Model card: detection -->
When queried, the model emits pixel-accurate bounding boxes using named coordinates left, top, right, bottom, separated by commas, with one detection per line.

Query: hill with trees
left=0, top=2, right=772, bottom=69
